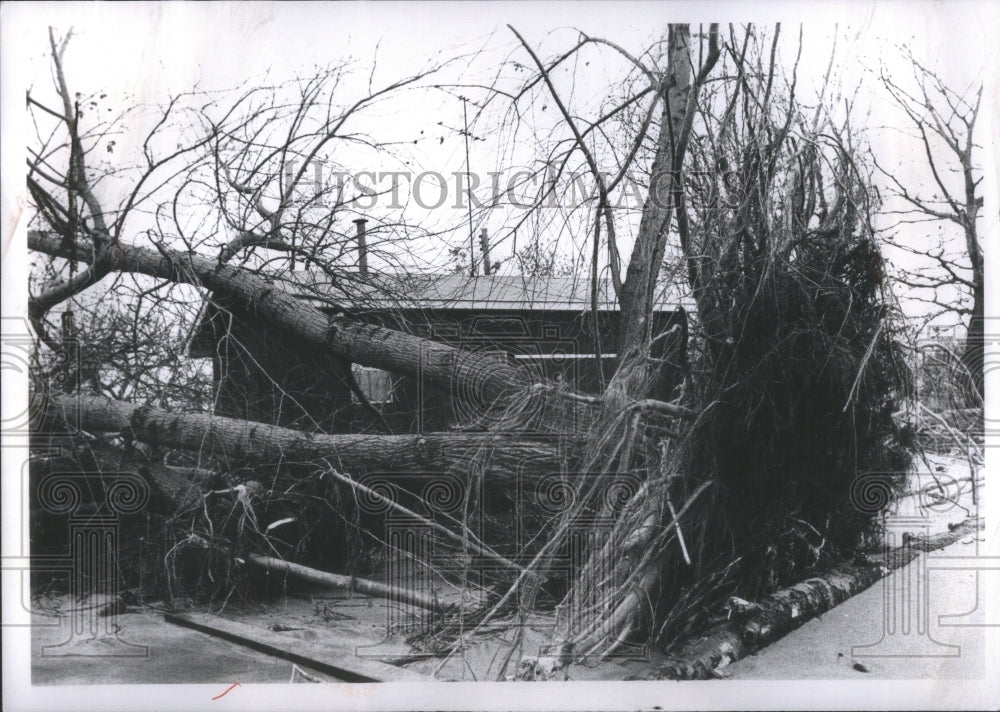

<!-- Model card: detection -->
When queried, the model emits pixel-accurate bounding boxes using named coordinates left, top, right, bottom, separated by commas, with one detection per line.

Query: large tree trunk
left=655, top=517, right=982, bottom=680
left=960, top=124, right=984, bottom=404
left=43, top=393, right=573, bottom=482
left=617, top=25, right=695, bottom=359
left=540, top=25, right=720, bottom=667
left=28, top=231, right=546, bottom=415
left=961, top=282, right=984, bottom=404
left=31, top=440, right=208, bottom=514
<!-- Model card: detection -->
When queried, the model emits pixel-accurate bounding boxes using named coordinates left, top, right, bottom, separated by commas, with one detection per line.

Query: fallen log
left=655, top=517, right=983, bottom=680
left=29, top=231, right=518, bottom=400
left=37, top=399, right=539, bottom=585
left=31, top=442, right=206, bottom=514
left=246, top=554, right=449, bottom=613
left=43, top=392, right=573, bottom=482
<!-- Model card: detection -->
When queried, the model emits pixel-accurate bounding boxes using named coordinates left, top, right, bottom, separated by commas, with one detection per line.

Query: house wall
left=355, top=308, right=687, bottom=433
left=201, top=302, right=686, bottom=435
left=207, top=306, right=354, bottom=432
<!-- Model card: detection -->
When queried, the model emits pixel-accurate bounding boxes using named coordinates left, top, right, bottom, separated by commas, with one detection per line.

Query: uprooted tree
left=27, top=24, right=914, bottom=676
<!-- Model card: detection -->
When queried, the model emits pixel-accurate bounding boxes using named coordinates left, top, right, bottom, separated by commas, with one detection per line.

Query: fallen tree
left=246, top=555, right=451, bottom=613
left=24, top=24, right=925, bottom=676
left=28, top=231, right=537, bottom=416
left=655, top=517, right=983, bottom=679
left=30, top=440, right=207, bottom=515
left=41, top=392, right=573, bottom=483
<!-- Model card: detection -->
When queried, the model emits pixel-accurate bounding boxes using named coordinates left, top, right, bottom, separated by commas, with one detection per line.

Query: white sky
left=2, top=1, right=997, bottom=330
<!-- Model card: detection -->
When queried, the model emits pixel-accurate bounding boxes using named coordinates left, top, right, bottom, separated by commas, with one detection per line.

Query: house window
left=351, top=365, right=395, bottom=405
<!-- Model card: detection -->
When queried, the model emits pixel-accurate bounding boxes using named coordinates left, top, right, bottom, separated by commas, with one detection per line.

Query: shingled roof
left=287, top=272, right=684, bottom=310
left=187, top=272, right=688, bottom=357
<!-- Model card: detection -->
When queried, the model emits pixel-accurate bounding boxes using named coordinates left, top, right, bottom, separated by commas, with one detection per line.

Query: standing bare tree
left=878, top=50, right=983, bottom=402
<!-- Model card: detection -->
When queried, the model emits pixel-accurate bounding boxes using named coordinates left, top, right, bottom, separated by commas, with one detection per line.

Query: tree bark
left=31, top=441, right=207, bottom=514
left=617, top=25, right=694, bottom=355
left=28, top=231, right=531, bottom=409
left=543, top=27, right=719, bottom=664
left=247, top=554, right=449, bottom=613
left=44, top=393, right=572, bottom=482
left=655, top=517, right=982, bottom=680
left=959, top=94, right=983, bottom=402
left=961, top=282, right=983, bottom=403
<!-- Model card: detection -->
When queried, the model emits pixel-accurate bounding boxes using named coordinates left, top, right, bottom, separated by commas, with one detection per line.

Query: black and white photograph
left=1, top=2, right=996, bottom=710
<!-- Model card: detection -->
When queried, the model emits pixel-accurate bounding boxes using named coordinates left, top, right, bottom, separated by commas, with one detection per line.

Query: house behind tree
left=187, top=273, right=688, bottom=434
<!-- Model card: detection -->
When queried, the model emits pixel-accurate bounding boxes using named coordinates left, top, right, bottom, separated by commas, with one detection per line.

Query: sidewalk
left=726, top=537, right=989, bottom=679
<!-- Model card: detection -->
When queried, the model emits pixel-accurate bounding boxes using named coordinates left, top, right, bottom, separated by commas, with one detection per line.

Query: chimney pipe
left=353, top=218, right=368, bottom=276
left=479, top=228, right=491, bottom=276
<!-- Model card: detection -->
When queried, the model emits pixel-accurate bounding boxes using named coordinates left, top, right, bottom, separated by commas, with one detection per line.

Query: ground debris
left=655, top=517, right=981, bottom=680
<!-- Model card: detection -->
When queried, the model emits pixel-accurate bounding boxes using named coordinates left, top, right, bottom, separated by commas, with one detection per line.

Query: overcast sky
left=3, top=1, right=996, bottom=329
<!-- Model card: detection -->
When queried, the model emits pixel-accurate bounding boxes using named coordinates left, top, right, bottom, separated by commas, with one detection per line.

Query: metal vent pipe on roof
left=353, top=218, right=368, bottom=276
left=480, top=228, right=491, bottom=276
